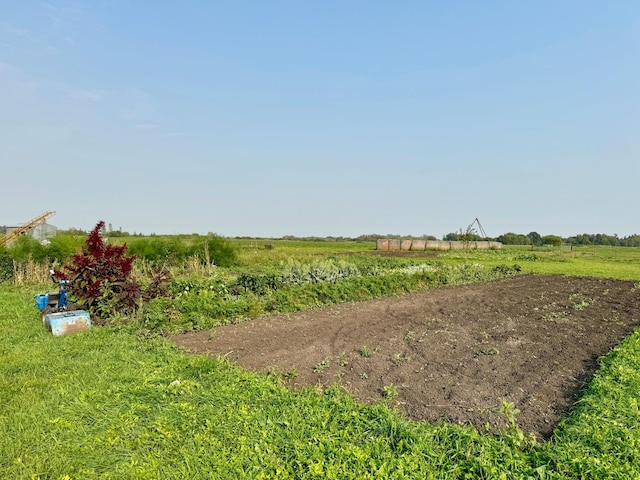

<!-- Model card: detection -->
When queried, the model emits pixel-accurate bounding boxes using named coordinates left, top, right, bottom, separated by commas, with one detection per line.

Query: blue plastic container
left=43, top=310, right=91, bottom=336
left=34, top=294, right=49, bottom=310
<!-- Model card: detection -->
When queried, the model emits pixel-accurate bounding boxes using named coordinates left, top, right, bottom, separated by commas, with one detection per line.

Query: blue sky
left=1, top=1, right=638, bottom=238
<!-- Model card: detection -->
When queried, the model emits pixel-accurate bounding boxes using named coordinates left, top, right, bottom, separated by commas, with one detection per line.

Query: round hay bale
left=376, top=239, right=390, bottom=250
left=410, top=239, right=426, bottom=251
left=388, top=239, right=401, bottom=251
left=401, top=240, right=413, bottom=251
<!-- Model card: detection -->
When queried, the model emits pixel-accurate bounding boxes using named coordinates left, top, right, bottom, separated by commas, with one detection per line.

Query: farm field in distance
left=1, top=239, right=640, bottom=478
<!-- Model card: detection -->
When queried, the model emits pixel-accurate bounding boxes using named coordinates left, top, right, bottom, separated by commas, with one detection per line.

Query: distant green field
left=109, top=235, right=640, bottom=281
left=237, top=240, right=640, bottom=280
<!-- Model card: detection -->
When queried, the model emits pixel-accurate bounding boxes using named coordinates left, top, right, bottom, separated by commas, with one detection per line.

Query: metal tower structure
left=0, top=211, right=56, bottom=247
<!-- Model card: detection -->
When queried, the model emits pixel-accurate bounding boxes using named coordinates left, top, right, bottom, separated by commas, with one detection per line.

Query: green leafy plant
left=194, top=236, right=238, bottom=267
left=234, top=273, right=282, bottom=295
left=359, top=345, right=372, bottom=357
left=491, top=264, right=522, bottom=276
left=337, top=351, right=349, bottom=367
left=477, top=347, right=499, bottom=356
left=0, top=253, right=13, bottom=282
left=494, top=400, right=536, bottom=448
left=496, top=400, right=519, bottom=424
left=313, top=357, right=330, bottom=373
left=383, top=383, right=398, bottom=399
left=393, top=352, right=411, bottom=362
left=569, top=293, right=596, bottom=311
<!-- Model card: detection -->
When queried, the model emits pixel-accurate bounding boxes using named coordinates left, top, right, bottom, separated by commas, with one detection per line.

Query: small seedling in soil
left=383, top=384, right=398, bottom=399
left=360, top=373, right=368, bottom=380
left=477, top=348, right=499, bottom=356
left=542, top=311, right=567, bottom=321
left=404, top=331, right=416, bottom=342
left=268, top=366, right=297, bottom=384
left=495, top=399, right=520, bottom=425
left=313, top=357, right=330, bottom=373
left=569, top=293, right=596, bottom=311
left=494, top=399, right=537, bottom=448
left=337, top=351, right=349, bottom=366
left=359, top=345, right=372, bottom=357
left=283, top=367, right=297, bottom=382
left=393, top=352, right=411, bottom=362
left=603, top=314, right=623, bottom=325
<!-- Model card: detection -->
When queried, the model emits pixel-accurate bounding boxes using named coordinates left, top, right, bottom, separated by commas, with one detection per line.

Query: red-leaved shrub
left=56, top=221, right=168, bottom=320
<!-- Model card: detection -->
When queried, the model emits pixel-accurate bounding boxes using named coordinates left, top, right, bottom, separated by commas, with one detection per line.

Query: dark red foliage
left=143, top=268, right=171, bottom=300
left=56, top=221, right=141, bottom=318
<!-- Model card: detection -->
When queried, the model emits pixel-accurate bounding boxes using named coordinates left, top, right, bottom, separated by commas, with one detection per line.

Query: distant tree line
left=565, top=233, right=640, bottom=247
left=4, top=226, right=634, bottom=247
left=444, top=231, right=640, bottom=247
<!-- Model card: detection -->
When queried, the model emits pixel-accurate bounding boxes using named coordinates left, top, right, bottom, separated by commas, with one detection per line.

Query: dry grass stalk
left=12, top=258, right=51, bottom=285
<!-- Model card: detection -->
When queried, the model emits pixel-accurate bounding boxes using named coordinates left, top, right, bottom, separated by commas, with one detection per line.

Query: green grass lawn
left=1, top=244, right=640, bottom=478
left=437, top=245, right=640, bottom=281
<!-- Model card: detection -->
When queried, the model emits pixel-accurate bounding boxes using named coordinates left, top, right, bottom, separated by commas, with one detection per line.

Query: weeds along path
left=172, top=274, right=640, bottom=439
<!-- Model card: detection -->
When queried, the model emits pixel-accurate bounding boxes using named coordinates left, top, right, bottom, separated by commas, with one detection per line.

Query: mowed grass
left=436, top=245, right=640, bottom=281
left=1, top=244, right=640, bottom=478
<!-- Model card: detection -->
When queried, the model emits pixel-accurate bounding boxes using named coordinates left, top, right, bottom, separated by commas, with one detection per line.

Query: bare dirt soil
left=171, top=274, right=640, bottom=439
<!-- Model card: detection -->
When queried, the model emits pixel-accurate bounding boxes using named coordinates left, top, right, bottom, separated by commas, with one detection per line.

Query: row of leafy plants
left=131, top=259, right=522, bottom=333
left=5, top=221, right=521, bottom=335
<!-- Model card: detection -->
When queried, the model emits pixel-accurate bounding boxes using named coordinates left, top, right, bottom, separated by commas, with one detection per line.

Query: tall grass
left=10, top=257, right=52, bottom=285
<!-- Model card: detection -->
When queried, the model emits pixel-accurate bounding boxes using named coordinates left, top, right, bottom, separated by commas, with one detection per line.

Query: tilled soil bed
left=172, top=274, right=640, bottom=439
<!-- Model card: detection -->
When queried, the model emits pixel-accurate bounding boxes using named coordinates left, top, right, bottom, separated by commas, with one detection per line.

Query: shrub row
left=0, top=234, right=239, bottom=283
left=115, top=236, right=238, bottom=267
left=130, top=263, right=523, bottom=334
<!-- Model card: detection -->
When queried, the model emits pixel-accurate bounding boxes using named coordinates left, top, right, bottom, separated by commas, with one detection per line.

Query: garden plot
left=173, top=274, right=640, bottom=440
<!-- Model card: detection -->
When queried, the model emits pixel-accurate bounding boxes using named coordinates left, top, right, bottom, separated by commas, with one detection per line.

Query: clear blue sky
left=2, top=1, right=638, bottom=238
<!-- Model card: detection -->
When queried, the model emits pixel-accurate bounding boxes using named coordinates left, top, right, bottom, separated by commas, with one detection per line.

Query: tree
left=527, top=232, right=542, bottom=247
left=497, top=233, right=531, bottom=245
left=443, top=231, right=483, bottom=242
left=541, top=235, right=563, bottom=247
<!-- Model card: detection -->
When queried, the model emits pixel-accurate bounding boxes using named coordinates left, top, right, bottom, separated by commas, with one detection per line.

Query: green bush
left=127, top=236, right=238, bottom=267
left=45, top=234, right=85, bottom=264
left=491, top=264, right=522, bottom=276
left=2, top=234, right=83, bottom=265
left=234, top=273, right=282, bottom=295
left=173, top=290, right=261, bottom=330
left=169, top=277, right=229, bottom=297
left=127, top=237, right=190, bottom=263
left=190, top=236, right=238, bottom=267
left=0, top=253, right=13, bottom=282
left=281, top=258, right=361, bottom=285
left=8, top=236, right=47, bottom=263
